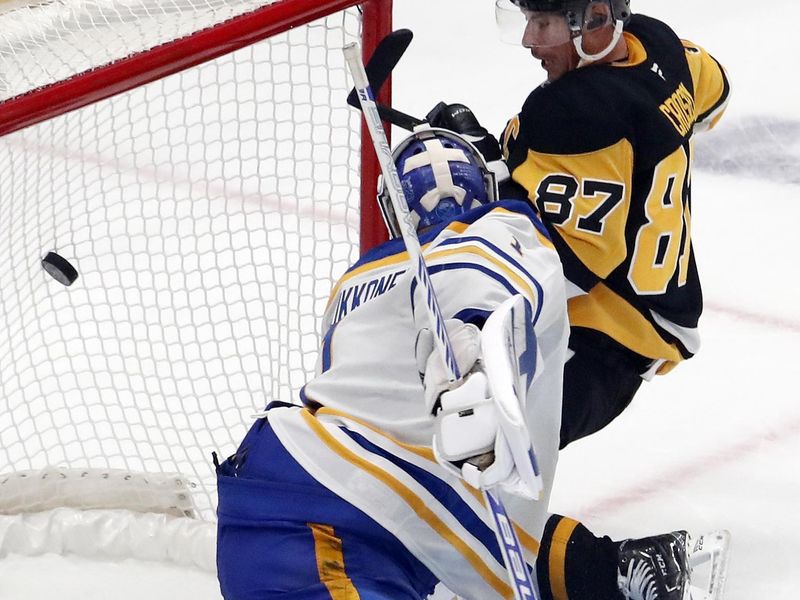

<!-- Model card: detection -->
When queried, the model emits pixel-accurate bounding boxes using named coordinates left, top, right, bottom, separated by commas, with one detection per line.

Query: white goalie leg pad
left=687, top=530, right=732, bottom=600
left=480, top=295, right=543, bottom=501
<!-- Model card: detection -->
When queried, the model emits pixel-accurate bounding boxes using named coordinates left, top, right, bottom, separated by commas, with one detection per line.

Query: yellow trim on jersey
left=460, top=483, right=542, bottom=557
left=513, top=138, right=633, bottom=279
left=308, top=523, right=362, bottom=599
left=611, top=31, right=647, bottom=68
left=425, top=245, right=538, bottom=304
left=316, top=406, right=543, bottom=562
left=315, top=406, right=436, bottom=462
left=326, top=221, right=472, bottom=309
left=568, top=282, right=683, bottom=364
left=549, top=517, right=580, bottom=600
left=681, top=40, right=729, bottom=130
left=300, top=409, right=514, bottom=599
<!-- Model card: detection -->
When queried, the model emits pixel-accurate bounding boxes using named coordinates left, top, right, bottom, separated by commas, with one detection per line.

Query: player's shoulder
left=626, top=13, right=684, bottom=57
left=440, top=200, right=549, bottom=239
left=518, top=77, right=627, bottom=155
left=427, top=201, right=555, bottom=262
left=514, top=14, right=690, bottom=156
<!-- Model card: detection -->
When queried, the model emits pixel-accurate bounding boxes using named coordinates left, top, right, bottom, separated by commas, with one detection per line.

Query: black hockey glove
left=426, top=102, right=503, bottom=163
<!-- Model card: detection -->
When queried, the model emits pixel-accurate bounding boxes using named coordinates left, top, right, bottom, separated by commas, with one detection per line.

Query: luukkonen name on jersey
left=330, top=269, right=404, bottom=325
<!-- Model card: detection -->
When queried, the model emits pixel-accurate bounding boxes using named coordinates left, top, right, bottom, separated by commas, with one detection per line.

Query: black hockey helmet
left=496, top=0, right=631, bottom=62
left=509, top=0, right=631, bottom=28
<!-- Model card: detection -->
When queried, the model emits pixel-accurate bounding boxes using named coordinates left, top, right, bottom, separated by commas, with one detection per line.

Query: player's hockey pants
left=216, top=416, right=439, bottom=600
left=560, top=327, right=646, bottom=448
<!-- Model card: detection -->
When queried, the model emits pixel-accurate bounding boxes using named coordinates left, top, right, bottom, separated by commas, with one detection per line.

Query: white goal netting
left=0, top=0, right=381, bottom=523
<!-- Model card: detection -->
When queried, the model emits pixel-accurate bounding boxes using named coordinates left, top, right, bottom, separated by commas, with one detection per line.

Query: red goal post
left=0, top=0, right=392, bottom=564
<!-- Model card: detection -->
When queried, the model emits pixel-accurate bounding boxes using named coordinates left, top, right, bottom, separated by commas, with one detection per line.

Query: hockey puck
left=41, top=252, right=79, bottom=286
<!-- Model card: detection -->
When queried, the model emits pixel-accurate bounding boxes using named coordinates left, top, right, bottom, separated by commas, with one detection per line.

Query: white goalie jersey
left=266, top=200, right=570, bottom=600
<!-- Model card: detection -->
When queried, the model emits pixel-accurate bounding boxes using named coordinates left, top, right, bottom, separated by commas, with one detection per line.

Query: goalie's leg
left=216, top=417, right=439, bottom=600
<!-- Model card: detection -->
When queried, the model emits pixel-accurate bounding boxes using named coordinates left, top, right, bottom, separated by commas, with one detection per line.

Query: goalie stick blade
left=688, top=530, right=731, bottom=600
left=346, top=29, right=425, bottom=131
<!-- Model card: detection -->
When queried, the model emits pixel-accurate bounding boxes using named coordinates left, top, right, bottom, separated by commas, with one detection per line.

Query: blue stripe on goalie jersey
left=410, top=263, right=517, bottom=319
left=453, top=308, right=492, bottom=328
left=343, top=201, right=548, bottom=274
left=339, top=427, right=506, bottom=568
left=519, top=298, right=538, bottom=392
left=321, top=322, right=338, bottom=373
left=435, top=235, right=545, bottom=324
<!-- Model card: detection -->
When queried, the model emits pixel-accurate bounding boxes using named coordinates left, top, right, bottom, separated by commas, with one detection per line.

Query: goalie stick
left=345, top=29, right=424, bottom=131
left=343, top=42, right=540, bottom=600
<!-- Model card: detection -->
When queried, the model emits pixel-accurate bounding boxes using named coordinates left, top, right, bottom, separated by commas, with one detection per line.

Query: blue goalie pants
left=216, top=416, right=439, bottom=600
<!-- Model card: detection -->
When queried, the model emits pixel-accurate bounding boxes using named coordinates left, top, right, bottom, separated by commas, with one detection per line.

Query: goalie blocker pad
left=480, top=294, right=543, bottom=501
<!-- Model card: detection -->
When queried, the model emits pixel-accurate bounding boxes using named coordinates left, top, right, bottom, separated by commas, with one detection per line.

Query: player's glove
left=425, top=102, right=509, bottom=182
left=416, top=320, right=537, bottom=499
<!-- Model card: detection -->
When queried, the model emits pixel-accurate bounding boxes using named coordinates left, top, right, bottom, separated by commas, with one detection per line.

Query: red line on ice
left=706, top=301, right=800, bottom=333
left=576, top=415, right=800, bottom=519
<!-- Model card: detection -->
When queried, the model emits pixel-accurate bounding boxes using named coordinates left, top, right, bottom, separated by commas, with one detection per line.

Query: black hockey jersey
left=501, top=14, right=730, bottom=372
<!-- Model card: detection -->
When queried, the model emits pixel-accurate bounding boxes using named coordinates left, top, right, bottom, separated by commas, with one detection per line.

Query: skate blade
left=687, top=530, right=731, bottom=600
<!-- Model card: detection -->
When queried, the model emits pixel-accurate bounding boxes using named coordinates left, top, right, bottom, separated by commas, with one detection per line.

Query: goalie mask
left=378, top=128, right=498, bottom=238
left=495, top=0, right=631, bottom=62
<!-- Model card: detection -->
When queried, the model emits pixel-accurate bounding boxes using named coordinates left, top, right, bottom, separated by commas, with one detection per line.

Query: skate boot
left=617, top=530, right=731, bottom=600
left=617, top=531, right=689, bottom=599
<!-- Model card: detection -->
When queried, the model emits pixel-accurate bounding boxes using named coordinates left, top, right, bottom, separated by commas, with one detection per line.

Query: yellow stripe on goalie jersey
left=315, top=406, right=542, bottom=559
left=300, top=409, right=514, bottom=599
left=325, top=221, right=471, bottom=310
left=308, top=523, right=361, bottom=599
left=512, top=138, right=633, bottom=279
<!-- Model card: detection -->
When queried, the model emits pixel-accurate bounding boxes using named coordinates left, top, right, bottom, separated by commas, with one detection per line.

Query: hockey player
left=427, top=0, right=731, bottom=447
left=215, top=129, right=727, bottom=600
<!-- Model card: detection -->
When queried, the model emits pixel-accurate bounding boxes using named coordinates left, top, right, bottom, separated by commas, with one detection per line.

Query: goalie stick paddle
left=346, top=29, right=425, bottom=131
left=343, top=42, right=539, bottom=600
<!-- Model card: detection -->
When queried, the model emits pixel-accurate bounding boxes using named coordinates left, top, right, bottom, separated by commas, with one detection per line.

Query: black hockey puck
left=41, top=252, right=79, bottom=286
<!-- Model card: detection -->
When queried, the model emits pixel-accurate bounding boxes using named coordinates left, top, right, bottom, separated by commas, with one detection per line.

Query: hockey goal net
left=0, top=0, right=391, bottom=561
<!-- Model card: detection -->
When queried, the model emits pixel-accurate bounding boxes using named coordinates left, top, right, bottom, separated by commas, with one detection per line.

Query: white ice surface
left=1, top=1, right=798, bottom=598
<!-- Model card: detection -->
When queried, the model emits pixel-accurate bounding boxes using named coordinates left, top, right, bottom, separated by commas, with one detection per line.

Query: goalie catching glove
left=416, top=314, right=542, bottom=500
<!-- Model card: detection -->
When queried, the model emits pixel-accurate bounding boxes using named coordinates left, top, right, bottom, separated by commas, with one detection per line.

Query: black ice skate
left=617, top=530, right=731, bottom=600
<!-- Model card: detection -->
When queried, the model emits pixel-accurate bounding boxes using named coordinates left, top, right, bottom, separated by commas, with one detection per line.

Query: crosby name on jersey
left=501, top=13, right=730, bottom=373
